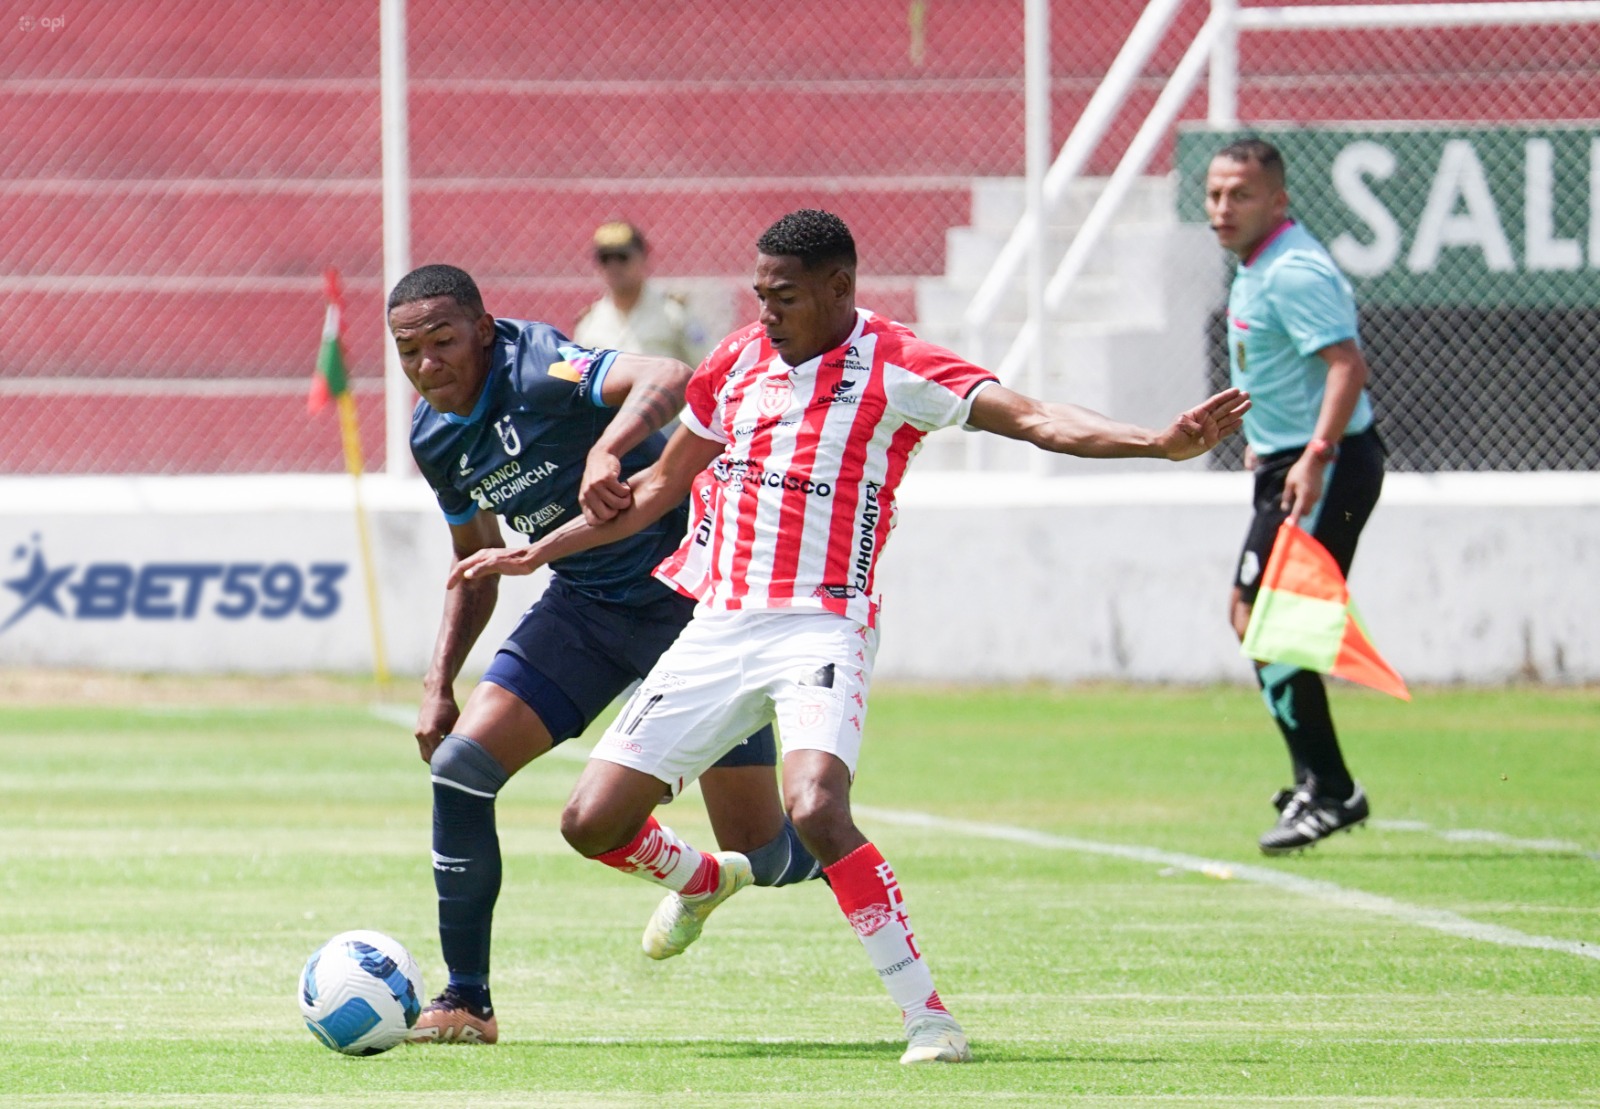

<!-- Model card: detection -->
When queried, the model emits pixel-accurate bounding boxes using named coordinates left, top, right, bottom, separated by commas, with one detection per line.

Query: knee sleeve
left=430, top=734, right=510, bottom=798
left=745, top=817, right=822, bottom=887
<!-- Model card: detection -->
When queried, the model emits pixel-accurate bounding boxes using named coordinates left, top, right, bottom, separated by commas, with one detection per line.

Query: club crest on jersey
left=757, top=376, right=793, bottom=418
left=494, top=415, right=523, bottom=457
left=1229, top=313, right=1249, bottom=372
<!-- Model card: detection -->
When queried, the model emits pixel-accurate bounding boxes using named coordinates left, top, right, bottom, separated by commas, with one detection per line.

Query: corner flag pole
left=316, top=267, right=391, bottom=684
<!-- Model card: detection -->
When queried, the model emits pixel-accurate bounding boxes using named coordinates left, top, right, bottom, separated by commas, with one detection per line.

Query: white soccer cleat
left=641, top=851, right=753, bottom=960
left=900, top=1011, right=972, bottom=1065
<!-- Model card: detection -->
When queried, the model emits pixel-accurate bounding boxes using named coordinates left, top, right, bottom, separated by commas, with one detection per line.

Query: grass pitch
left=1, top=679, right=1597, bottom=1107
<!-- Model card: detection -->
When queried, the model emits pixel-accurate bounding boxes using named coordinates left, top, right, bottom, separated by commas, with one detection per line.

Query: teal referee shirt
left=1226, top=219, right=1374, bottom=456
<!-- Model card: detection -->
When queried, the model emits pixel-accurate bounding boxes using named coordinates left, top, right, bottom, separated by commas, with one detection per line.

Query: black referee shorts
left=1234, top=426, right=1385, bottom=604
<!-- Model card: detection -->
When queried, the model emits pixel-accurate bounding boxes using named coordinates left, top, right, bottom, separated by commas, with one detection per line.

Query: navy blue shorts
left=481, top=575, right=776, bottom=767
left=1235, top=425, right=1385, bottom=604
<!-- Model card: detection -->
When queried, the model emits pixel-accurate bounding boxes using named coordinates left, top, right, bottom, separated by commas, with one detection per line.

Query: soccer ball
left=298, top=930, right=425, bottom=1056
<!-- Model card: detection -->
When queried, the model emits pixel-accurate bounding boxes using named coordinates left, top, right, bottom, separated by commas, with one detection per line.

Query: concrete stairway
left=909, top=175, right=1225, bottom=473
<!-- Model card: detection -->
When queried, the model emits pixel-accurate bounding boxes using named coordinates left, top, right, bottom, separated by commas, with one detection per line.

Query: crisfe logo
left=1, top=536, right=346, bottom=634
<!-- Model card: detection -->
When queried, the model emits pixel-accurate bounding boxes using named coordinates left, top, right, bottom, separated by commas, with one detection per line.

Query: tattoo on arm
left=617, top=381, right=684, bottom=434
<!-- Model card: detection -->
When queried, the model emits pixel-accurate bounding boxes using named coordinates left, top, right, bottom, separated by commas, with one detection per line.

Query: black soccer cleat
left=1258, top=784, right=1370, bottom=855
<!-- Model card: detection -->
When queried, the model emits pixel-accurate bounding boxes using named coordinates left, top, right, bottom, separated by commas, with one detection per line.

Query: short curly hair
left=756, top=209, right=857, bottom=272
left=387, top=264, right=485, bottom=314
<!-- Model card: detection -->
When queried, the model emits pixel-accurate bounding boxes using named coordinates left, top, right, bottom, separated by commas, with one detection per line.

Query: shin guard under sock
left=824, top=842, right=943, bottom=1019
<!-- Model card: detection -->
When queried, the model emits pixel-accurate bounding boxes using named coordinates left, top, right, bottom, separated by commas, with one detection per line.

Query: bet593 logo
left=2, top=536, right=346, bottom=634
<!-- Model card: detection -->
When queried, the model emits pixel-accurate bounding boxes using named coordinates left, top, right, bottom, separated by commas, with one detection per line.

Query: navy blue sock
left=1258, top=664, right=1353, bottom=799
left=745, top=816, right=822, bottom=887
left=429, top=735, right=509, bottom=993
left=433, top=783, right=501, bottom=989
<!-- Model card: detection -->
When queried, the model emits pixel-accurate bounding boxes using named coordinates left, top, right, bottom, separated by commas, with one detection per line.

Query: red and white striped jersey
left=655, top=309, right=997, bottom=627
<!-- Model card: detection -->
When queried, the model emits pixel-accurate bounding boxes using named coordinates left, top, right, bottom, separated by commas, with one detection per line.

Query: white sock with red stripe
left=592, top=815, right=721, bottom=897
left=824, top=842, right=948, bottom=1022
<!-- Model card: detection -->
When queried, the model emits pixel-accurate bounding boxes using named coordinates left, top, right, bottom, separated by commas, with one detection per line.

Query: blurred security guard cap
left=593, top=220, right=646, bottom=259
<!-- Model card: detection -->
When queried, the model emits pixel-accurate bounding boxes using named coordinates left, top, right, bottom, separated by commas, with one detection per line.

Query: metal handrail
left=971, top=0, right=1600, bottom=392
left=960, top=0, right=1190, bottom=365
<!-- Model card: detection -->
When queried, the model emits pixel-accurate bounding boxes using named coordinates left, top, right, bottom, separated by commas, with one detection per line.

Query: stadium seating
left=4, top=0, right=1596, bottom=472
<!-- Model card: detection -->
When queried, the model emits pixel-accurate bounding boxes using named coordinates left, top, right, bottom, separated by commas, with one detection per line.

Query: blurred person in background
left=573, top=220, right=710, bottom=367
left=1204, top=138, right=1387, bottom=855
left=387, top=263, right=818, bottom=1046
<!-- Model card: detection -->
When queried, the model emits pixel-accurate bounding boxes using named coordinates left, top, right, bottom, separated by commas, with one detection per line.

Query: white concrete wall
left=879, top=470, right=1600, bottom=685
left=2, top=473, right=1596, bottom=684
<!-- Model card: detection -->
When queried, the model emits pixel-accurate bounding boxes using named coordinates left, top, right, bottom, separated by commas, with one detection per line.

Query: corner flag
left=308, top=267, right=350, bottom=414
left=309, top=266, right=390, bottom=684
left=1241, top=521, right=1409, bottom=701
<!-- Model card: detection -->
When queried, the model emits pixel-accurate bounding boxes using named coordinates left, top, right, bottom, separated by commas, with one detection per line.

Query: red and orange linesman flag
left=309, top=267, right=390, bottom=683
left=1241, top=521, right=1410, bottom=701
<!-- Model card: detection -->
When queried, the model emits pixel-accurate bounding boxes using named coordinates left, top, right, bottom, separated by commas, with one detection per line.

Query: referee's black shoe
left=1259, top=784, right=1370, bottom=855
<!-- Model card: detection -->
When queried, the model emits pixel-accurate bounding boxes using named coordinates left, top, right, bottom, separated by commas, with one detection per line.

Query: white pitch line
left=366, top=704, right=1600, bottom=962
left=368, top=703, right=418, bottom=732
left=1372, top=818, right=1597, bottom=858
left=854, top=805, right=1600, bottom=963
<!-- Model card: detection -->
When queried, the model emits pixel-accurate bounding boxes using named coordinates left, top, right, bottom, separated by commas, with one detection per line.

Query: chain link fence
left=3, top=0, right=1597, bottom=474
left=1178, top=123, right=1600, bottom=472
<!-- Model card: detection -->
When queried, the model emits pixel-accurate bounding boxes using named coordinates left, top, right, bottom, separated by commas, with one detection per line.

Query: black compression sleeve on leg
left=745, top=816, right=822, bottom=887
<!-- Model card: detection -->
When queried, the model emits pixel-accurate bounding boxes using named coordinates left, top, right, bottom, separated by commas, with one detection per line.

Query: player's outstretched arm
left=417, top=511, right=504, bottom=762
left=583, top=353, right=692, bottom=523
left=967, top=383, right=1249, bottom=461
left=449, top=426, right=725, bottom=588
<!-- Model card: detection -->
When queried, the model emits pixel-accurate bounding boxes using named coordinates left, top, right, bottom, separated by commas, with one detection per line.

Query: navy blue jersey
left=410, top=318, right=688, bottom=605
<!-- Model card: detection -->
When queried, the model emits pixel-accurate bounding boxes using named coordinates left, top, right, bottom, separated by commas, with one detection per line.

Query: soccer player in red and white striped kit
left=452, top=209, right=1250, bottom=1063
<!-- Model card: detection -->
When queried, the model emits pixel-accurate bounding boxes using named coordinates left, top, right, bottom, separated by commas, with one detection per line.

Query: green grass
left=2, top=682, right=1598, bottom=1107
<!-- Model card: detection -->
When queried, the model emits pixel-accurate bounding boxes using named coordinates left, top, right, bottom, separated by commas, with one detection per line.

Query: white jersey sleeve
left=880, top=332, right=999, bottom=431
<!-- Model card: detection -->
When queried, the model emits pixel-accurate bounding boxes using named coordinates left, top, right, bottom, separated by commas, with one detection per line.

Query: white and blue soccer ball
left=298, top=929, right=424, bottom=1056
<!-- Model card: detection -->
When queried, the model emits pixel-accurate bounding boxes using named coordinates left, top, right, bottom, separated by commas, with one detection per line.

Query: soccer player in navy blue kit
left=1205, top=140, right=1386, bottom=855
left=388, top=264, right=818, bottom=1043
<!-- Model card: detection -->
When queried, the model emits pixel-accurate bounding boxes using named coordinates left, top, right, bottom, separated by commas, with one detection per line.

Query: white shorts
left=591, top=608, right=879, bottom=797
